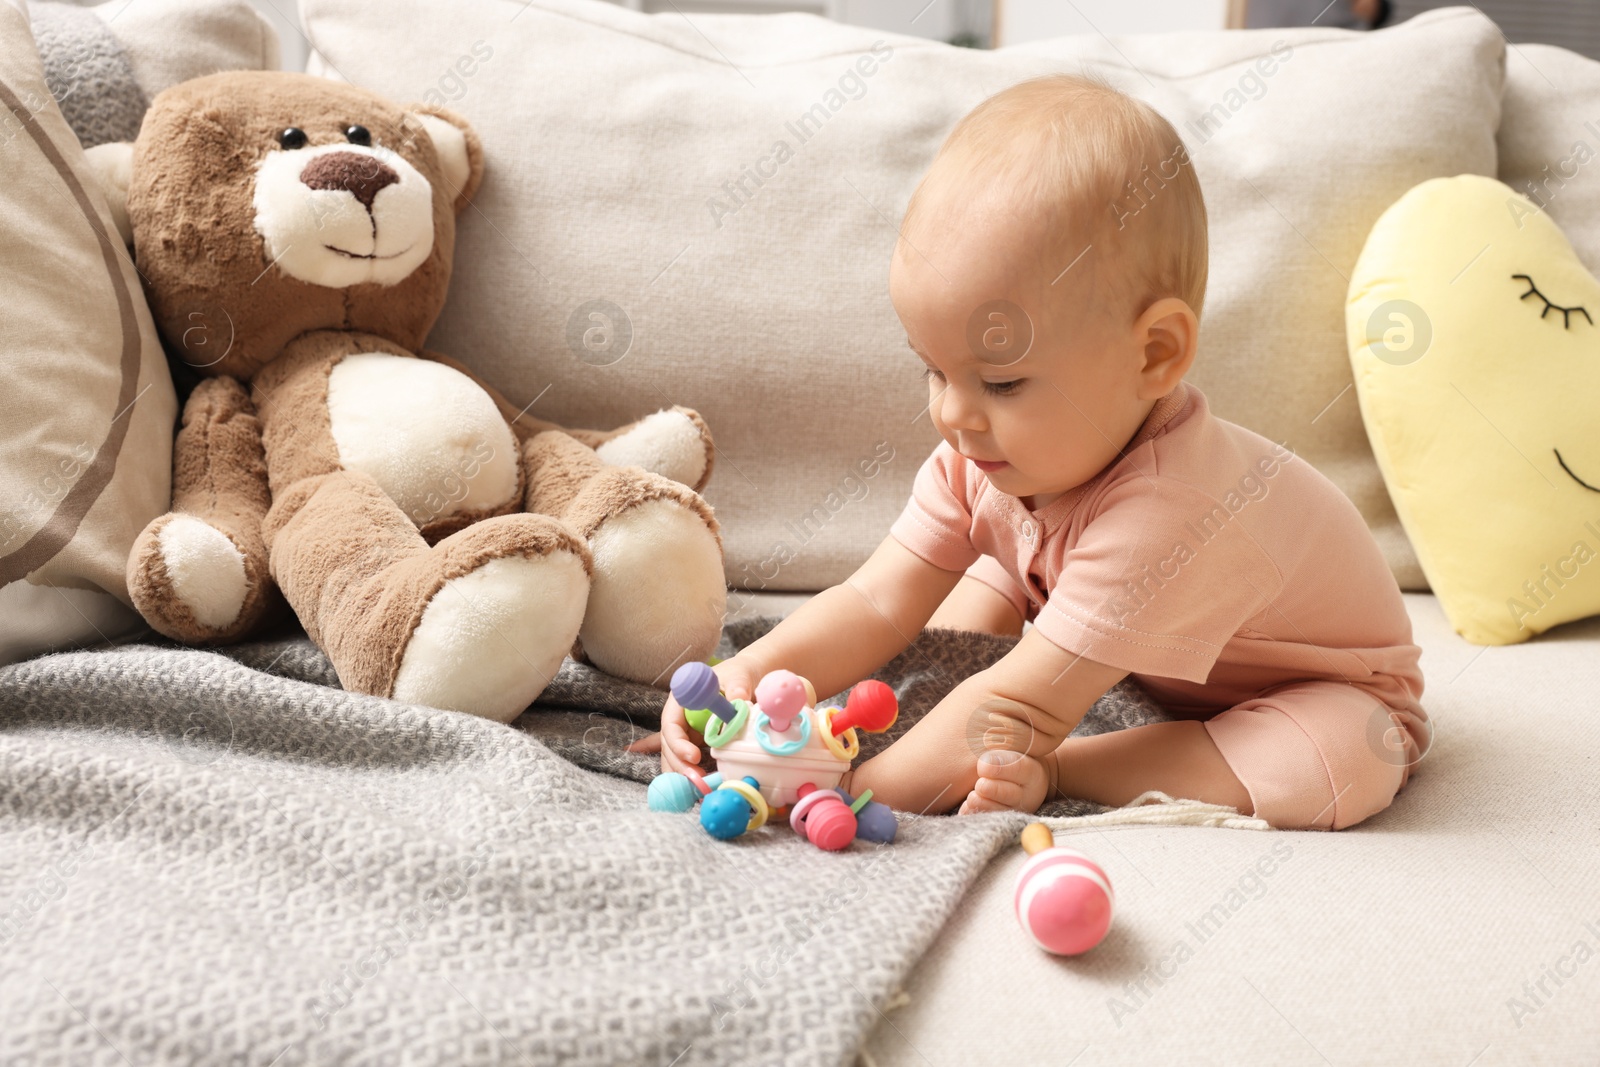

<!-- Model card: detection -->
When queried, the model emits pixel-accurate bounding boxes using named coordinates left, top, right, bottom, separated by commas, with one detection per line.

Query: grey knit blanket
left=0, top=617, right=1170, bottom=1066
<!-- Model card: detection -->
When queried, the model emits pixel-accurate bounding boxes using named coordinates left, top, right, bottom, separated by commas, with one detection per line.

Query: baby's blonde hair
left=904, top=73, right=1208, bottom=320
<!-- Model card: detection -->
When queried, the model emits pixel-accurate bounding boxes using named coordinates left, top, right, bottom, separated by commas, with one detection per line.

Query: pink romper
left=888, top=380, right=1428, bottom=830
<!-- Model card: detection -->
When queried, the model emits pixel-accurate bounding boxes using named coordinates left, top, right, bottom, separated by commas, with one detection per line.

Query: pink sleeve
left=1033, top=478, right=1285, bottom=684
left=887, top=443, right=981, bottom=573
left=964, top=554, right=1032, bottom=621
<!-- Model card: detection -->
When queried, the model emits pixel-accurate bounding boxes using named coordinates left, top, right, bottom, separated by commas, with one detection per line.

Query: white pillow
left=303, top=0, right=1505, bottom=595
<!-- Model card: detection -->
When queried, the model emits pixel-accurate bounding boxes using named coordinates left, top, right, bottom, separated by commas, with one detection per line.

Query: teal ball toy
left=648, top=772, right=699, bottom=813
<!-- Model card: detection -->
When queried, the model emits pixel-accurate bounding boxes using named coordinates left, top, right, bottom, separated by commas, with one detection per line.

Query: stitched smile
left=1555, top=449, right=1600, bottom=493
left=325, top=243, right=412, bottom=261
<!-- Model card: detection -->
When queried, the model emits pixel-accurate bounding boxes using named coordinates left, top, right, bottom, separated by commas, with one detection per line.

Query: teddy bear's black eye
left=344, top=125, right=371, bottom=147
left=278, top=127, right=307, bottom=150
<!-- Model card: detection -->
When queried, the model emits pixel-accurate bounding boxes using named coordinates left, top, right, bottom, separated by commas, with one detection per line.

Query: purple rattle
left=671, top=662, right=740, bottom=724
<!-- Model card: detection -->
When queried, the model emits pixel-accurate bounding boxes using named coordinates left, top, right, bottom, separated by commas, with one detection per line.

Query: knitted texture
left=0, top=618, right=1230, bottom=1065
left=28, top=2, right=147, bottom=148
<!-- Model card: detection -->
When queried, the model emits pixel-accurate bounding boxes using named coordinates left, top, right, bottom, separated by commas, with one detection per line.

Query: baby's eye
left=983, top=379, right=1023, bottom=396
left=1513, top=273, right=1593, bottom=329
left=921, top=365, right=945, bottom=383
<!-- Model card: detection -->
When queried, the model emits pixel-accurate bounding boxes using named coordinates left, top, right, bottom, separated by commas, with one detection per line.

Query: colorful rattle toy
left=670, top=662, right=741, bottom=734
left=651, top=665, right=901, bottom=849
left=1014, top=822, right=1114, bottom=955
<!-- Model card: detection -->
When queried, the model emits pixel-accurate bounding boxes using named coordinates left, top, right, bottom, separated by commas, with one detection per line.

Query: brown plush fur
left=120, top=71, right=720, bottom=705
left=127, top=75, right=467, bottom=381
left=126, top=376, right=282, bottom=642
left=253, top=332, right=526, bottom=543
left=260, top=470, right=588, bottom=697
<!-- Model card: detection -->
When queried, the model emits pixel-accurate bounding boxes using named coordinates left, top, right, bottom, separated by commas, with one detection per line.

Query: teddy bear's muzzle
left=299, top=151, right=400, bottom=213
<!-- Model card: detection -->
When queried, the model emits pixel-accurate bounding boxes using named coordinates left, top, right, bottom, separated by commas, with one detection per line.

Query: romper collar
left=1000, top=381, right=1195, bottom=533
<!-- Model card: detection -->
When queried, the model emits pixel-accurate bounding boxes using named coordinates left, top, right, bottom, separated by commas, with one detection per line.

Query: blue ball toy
left=648, top=772, right=699, bottom=813
left=700, top=789, right=752, bottom=840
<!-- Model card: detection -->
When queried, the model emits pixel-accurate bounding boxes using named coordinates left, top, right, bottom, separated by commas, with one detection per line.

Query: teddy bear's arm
left=125, top=377, right=280, bottom=643
left=417, top=348, right=715, bottom=492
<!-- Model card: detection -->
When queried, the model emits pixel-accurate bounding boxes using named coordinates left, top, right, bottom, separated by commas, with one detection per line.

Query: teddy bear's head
left=90, top=70, right=483, bottom=379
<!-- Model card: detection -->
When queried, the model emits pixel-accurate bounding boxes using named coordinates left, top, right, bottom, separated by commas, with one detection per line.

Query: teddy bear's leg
left=262, top=470, right=591, bottom=722
left=523, top=431, right=725, bottom=686
left=126, top=377, right=280, bottom=643
left=416, top=352, right=716, bottom=495
left=581, top=407, right=716, bottom=494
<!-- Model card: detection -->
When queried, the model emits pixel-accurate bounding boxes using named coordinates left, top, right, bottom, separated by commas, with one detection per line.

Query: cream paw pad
left=1347, top=174, right=1600, bottom=645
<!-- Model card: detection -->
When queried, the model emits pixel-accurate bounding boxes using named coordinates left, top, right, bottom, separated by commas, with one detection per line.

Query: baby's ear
left=408, top=106, right=484, bottom=214
left=83, top=141, right=135, bottom=247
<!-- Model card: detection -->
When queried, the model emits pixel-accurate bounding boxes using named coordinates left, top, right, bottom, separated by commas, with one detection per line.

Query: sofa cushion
left=83, top=0, right=280, bottom=103
left=861, top=593, right=1600, bottom=1064
left=302, top=0, right=1504, bottom=594
left=1499, top=43, right=1600, bottom=274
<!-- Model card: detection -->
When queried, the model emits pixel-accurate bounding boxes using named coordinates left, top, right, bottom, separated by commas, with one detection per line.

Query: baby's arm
left=731, top=535, right=965, bottom=701
left=844, top=628, right=1129, bottom=815
left=925, top=573, right=1025, bottom=636
left=631, top=535, right=964, bottom=774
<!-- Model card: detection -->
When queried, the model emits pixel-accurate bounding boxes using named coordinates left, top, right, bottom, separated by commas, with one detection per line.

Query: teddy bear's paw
left=580, top=496, right=725, bottom=686
left=128, top=513, right=266, bottom=643
left=392, top=530, right=591, bottom=723
left=594, top=408, right=712, bottom=491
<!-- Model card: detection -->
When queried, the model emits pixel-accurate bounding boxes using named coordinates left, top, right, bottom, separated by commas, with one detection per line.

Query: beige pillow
left=1498, top=43, right=1600, bottom=274
left=90, top=0, right=281, bottom=93
left=303, top=0, right=1504, bottom=595
left=0, top=0, right=177, bottom=662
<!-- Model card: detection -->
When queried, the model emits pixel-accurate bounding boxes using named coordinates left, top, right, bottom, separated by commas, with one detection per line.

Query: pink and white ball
left=1013, top=823, right=1114, bottom=955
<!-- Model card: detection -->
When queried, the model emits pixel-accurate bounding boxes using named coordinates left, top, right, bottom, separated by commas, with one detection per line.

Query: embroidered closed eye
left=1513, top=273, right=1593, bottom=329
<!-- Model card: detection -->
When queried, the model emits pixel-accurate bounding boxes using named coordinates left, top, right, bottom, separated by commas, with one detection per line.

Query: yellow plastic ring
left=816, top=706, right=860, bottom=762
left=718, top=779, right=769, bottom=831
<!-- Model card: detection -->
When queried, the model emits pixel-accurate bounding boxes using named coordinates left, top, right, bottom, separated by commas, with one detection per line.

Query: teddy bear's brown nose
left=299, top=151, right=400, bottom=212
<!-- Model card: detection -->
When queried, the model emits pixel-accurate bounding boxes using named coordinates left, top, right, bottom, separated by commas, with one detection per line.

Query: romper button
left=1020, top=519, right=1038, bottom=545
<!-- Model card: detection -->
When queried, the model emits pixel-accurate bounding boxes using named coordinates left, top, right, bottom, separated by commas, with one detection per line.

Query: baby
left=631, top=74, right=1428, bottom=831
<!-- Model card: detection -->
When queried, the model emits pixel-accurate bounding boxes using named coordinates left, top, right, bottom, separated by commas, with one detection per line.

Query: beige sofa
left=854, top=591, right=1600, bottom=1064
left=294, top=2, right=1600, bottom=1061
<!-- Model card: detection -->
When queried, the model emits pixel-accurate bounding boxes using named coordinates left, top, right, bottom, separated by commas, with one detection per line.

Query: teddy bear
left=83, top=71, right=728, bottom=722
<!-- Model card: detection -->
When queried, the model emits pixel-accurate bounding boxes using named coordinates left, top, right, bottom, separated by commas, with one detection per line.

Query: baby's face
left=890, top=183, right=1157, bottom=510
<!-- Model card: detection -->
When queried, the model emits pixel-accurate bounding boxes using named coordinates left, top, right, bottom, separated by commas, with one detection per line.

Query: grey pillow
left=26, top=0, right=281, bottom=148
left=28, top=1, right=145, bottom=147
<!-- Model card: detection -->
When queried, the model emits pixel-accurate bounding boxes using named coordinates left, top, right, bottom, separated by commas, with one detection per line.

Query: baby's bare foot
left=958, top=750, right=1051, bottom=815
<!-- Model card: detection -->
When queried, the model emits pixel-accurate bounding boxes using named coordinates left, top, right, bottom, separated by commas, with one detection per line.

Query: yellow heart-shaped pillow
left=1348, top=174, right=1600, bottom=645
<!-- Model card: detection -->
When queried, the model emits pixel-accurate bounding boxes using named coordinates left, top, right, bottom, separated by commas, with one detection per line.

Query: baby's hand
left=625, top=656, right=762, bottom=776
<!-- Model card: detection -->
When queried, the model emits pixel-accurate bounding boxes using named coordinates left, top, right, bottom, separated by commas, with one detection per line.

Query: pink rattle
left=1014, top=822, right=1114, bottom=955
left=753, top=670, right=810, bottom=731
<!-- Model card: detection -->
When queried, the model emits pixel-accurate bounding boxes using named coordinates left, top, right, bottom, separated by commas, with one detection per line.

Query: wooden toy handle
left=1020, top=821, right=1055, bottom=856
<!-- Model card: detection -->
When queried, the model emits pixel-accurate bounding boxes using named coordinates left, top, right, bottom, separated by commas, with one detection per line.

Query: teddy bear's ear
left=409, top=107, right=484, bottom=214
left=83, top=141, right=135, bottom=247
